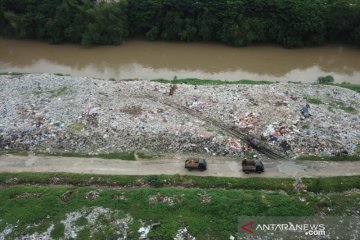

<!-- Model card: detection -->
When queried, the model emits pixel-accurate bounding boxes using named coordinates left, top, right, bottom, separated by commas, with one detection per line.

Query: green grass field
left=1, top=185, right=359, bottom=239
left=297, top=155, right=360, bottom=161
left=0, top=150, right=160, bottom=161
left=0, top=173, right=359, bottom=239
left=151, top=78, right=275, bottom=85
left=1, top=173, right=360, bottom=193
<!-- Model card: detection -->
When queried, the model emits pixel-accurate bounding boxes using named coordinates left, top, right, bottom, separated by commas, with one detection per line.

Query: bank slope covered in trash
left=0, top=73, right=359, bottom=158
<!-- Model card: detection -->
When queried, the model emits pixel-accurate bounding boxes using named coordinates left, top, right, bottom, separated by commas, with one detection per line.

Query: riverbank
left=0, top=73, right=359, bottom=158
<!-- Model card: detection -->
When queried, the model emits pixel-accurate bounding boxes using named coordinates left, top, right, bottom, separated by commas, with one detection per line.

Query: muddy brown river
left=0, top=39, right=360, bottom=83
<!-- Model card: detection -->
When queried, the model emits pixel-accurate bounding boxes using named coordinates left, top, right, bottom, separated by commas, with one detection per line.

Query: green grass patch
left=331, top=83, right=360, bottom=93
left=0, top=185, right=359, bottom=239
left=305, top=97, right=322, bottom=105
left=342, top=106, right=357, bottom=113
left=303, top=176, right=360, bottom=193
left=305, top=74, right=360, bottom=94
left=315, top=75, right=360, bottom=93
left=328, top=100, right=358, bottom=114
left=53, top=73, right=70, bottom=76
left=0, top=173, right=360, bottom=193
left=332, top=100, right=344, bottom=108
left=48, top=86, right=69, bottom=98
left=301, top=124, right=310, bottom=129
left=121, top=78, right=140, bottom=81
left=316, top=82, right=360, bottom=93
left=0, top=172, right=296, bottom=192
left=77, top=227, right=91, bottom=239
left=0, top=186, right=313, bottom=239
left=151, top=78, right=274, bottom=85
left=0, top=72, right=25, bottom=76
left=297, top=155, right=360, bottom=161
left=301, top=191, right=360, bottom=215
left=2, top=150, right=156, bottom=161
left=327, top=106, right=334, bottom=113
left=37, top=151, right=137, bottom=160
left=218, top=130, right=226, bottom=136
left=0, top=172, right=359, bottom=238
left=0, top=150, right=29, bottom=156
left=136, top=152, right=160, bottom=159
left=67, top=122, right=86, bottom=133
left=50, top=223, right=65, bottom=239
left=75, top=216, right=88, bottom=226
left=288, top=81, right=302, bottom=84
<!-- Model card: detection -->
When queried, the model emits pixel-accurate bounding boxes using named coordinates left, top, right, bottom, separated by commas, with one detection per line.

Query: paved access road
left=1, top=154, right=359, bottom=178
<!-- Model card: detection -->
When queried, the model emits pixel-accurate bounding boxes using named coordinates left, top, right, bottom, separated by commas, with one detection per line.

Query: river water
left=0, top=39, right=360, bottom=83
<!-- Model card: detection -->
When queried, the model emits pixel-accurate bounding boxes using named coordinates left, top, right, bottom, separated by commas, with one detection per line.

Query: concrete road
left=1, top=154, right=360, bottom=178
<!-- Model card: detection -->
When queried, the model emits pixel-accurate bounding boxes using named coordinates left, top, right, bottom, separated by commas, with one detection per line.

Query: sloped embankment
left=0, top=73, right=359, bottom=158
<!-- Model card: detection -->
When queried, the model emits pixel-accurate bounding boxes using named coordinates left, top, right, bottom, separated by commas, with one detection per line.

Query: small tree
left=317, top=75, right=334, bottom=84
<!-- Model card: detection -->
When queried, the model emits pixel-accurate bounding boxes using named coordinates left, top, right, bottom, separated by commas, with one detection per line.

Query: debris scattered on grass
left=174, top=227, right=196, bottom=240
left=197, top=191, right=212, bottom=204
left=85, top=190, right=101, bottom=200
left=0, top=223, right=15, bottom=240
left=112, top=193, right=127, bottom=201
left=61, top=190, right=77, bottom=202
left=294, top=178, right=307, bottom=192
left=60, top=207, right=132, bottom=239
left=18, top=224, right=54, bottom=240
left=10, top=192, right=42, bottom=200
left=49, top=177, right=66, bottom=185
left=149, top=192, right=175, bottom=206
left=5, top=178, right=18, bottom=185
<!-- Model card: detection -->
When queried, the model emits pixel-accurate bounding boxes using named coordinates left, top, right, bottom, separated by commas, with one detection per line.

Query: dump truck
left=242, top=159, right=264, bottom=173
left=185, top=157, right=207, bottom=171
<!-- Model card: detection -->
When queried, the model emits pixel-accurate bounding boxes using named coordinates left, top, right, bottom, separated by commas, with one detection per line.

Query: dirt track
left=1, top=154, right=359, bottom=178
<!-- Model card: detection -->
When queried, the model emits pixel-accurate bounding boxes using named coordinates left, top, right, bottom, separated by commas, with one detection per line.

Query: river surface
left=1, top=39, right=360, bottom=83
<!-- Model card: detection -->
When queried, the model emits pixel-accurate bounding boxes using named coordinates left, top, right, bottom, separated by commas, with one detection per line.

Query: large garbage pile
left=0, top=73, right=359, bottom=158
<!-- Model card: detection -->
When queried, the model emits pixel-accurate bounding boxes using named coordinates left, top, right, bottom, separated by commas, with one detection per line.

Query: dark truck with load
left=185, top=157, right=207, bottom=171
left=242, top=159, right=264, bottom=173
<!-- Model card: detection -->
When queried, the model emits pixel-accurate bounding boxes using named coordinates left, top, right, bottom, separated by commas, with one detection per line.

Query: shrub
left=317, top=75, right=334, bottom=84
